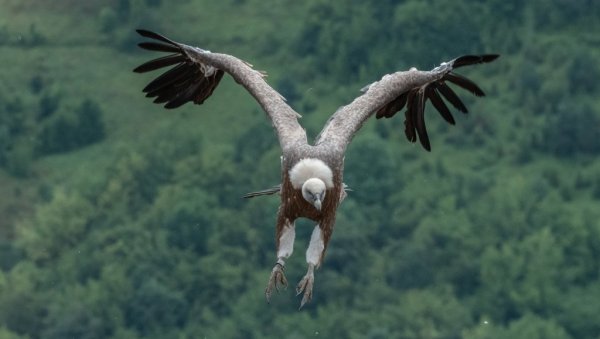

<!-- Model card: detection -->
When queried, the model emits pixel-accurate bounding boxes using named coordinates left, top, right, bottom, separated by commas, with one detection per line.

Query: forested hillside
left=1, top=0, right=600, bottom=338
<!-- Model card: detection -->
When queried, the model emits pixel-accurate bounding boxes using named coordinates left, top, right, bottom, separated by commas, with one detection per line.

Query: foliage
left=36, top=99, right=106, bottom=155
left=0, top=0, right=599, bottom=338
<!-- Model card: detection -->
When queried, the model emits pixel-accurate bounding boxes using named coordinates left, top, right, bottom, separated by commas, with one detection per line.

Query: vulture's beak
left=314, top=199, right=322, bottom=211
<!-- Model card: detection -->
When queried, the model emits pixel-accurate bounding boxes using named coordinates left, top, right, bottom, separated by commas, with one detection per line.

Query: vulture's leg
left=265, top=220, right=295, bottom=303
left=297, top=225, right=324, bottom=309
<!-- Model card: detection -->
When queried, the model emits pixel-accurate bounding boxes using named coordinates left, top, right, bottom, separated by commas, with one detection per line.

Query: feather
left=375, top=104, right=389, bottom=119
left=149, top=70, right=195, bottom=100
left=136, top=29, right=178, bottom=46
left=152, top=67, right=201, bottom=103
left=133, top=54, right=186, bottom=73
left=426, top=86, right=455, bottom=125
left=164, top=73, right=213, bottom=109
left=243, top=185, right=281, bottom=198
left=289, top=158, right=334, bottom=189
left=374, top=104, right=388, bottom=119
left=437, top=82, right=468, bottom=113
left=192, top=77, right=217, bottom=105
left=165, top=82, right=203, bottom=109
left=143, top=63, right=193, bottom=95
left=452, top=54, right=499, bottom=69
left=194, top=70, right=225, bottom=104
left=138, top=42, right=180, bottom=53
left=209, top=70, right=225, bottom=95
left=193, top=80, right=214, bottom=105
left=414, top=88, right=430, bottom=151
left=153, top=75, right=197, bottom=104
left=404, top=90, right=417, bottom=143
left=445, top=73, right=485, bottom=97
left=152, top=75, right=194, bottom=103
left=376, top=91, right=408, bottom=119
left=360, top=83, right=372, bottom=93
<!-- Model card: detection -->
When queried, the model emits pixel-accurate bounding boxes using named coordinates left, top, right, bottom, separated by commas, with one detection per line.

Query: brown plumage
left=133, top=29, right=499, bottom=308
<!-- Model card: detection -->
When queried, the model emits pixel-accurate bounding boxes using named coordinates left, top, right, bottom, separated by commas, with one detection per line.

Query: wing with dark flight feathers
left=316, top=54, right=499, bottom=151
left=133, top=29, right=307, bottom=151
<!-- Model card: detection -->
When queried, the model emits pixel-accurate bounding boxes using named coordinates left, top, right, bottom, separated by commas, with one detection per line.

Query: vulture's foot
left=265, top=262, right=287, bottom=303
left=296, top=263, right=315, bottom=309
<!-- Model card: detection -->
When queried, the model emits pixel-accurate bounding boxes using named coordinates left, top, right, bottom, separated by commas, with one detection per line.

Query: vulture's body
left=133, top=29, right=499, bottom=308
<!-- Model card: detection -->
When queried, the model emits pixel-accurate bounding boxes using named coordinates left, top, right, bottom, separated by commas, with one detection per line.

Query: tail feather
left=242, top=185, right=281, bottom=199
left=243, top=183, right=352, bottom=199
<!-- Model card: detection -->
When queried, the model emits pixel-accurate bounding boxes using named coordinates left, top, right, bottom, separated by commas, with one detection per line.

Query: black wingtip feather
left=133, top=54, right=186, bottom=73
left=136, top=29, right=178, bottom=46
left=138, top=42, right=180, bottom=53
left=437, top=82, right=468, bottom=113
left=135, top=29, right=225, bottom=110
left=426, top=86, right=455, bottom=125
left=445, top=73, right=486, bottom=97
left=404, top=91, right=417, bottom=143
left=376, top=91, right=408, bottom=119
left=142, top=63, right=191, bottom=94
left=414, top=89, right=431, bottom=151
left=482, top=54, right=500, bottom=62
left=194, top=70, right=225, bottom=105
left=452, top=54, right=500, bottom=69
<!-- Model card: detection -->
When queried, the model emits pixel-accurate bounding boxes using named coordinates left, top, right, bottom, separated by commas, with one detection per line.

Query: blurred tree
left=75, top=99, right=106, bottom=146
left=0, top=263, right=47, bottom=337
left=557, top=283, right=600, bottom=338
left=37, top=91, right=61, bottom=121
left=374, top=287, right=472, bottom=339
left=145, top=0, right=162, bottom=8
left=148, top=184, right=216, bottom=254
left=567, top=50, right=600, bottom=95
left=0, top=327, right=28, bottom=339
left=42, top=302, right=111, bottom=339
left=477, top=229, right=566, bottom=321
left=125, top=278, right=187, bottom=335
left=16, top=190, right=95, bottom=262
left=99, top=7, right=119, bottom=34
left=345, top=134, right=396, bottom=205
left=29, top=75, right=44, bottom=94
left=36, top=98, right=105, bottom=155
left=501, top=313, right=571, bottom=339
left=391, top=1, right=484, bottom=67
left=536, top=100, right=600, bottom=157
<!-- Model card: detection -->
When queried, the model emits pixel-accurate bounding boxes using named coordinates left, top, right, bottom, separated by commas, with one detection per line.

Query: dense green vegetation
left=1, top=0, right=599, bottom=338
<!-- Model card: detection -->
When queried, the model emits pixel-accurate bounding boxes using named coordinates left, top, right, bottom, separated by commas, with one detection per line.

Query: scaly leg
left=297, top=225, right=324, bottom=309
left=265, top=221, right=295, bottom=303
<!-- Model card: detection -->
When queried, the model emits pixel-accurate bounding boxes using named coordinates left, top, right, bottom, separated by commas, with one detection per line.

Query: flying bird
left=133, top=29, right=499, bottom=308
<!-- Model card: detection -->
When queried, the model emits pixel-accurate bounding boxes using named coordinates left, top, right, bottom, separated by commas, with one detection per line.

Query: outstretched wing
left=315, top=55, right=499, bottom=152
left=133, top=29, right=307, bottom=151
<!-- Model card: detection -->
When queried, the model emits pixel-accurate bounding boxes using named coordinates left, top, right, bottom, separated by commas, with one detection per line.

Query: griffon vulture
left=133, top=29, right=498, bottom=308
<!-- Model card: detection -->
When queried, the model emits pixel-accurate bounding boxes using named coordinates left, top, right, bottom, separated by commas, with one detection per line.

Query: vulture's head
left=302, top=178, right=326, bottom=211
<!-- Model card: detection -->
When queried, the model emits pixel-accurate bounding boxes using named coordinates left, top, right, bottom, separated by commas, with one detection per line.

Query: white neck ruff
left=289, top=158, right=334, bottom=189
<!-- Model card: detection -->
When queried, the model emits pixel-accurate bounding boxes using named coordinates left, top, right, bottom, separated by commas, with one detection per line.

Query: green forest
left=1, top=0, right=600, bottom=338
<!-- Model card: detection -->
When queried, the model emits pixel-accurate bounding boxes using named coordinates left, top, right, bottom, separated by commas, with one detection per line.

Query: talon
left=295, top=279, right=304, bottom=296
left=296, top=271, right=314, bottom=309
left=276, top=271, right=288, bottom=292
left=265, top=263, right=288, bottom=303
